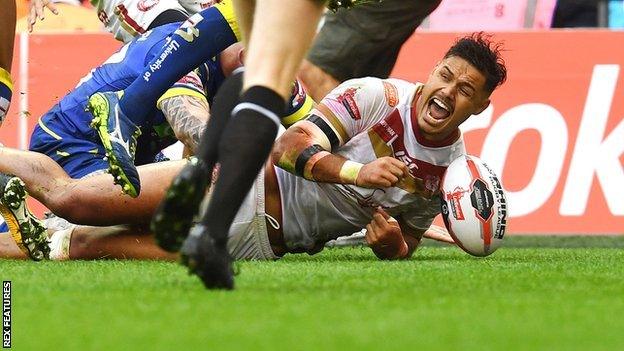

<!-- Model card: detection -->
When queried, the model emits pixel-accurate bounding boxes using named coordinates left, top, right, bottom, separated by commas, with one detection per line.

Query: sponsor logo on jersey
left=137, top=0, right=160, bottom=12
left=446, top=186, right=468, bottom=220
left=144, top=38, right=180, bottom=81
left=382, top=81, right=398, bottom=107
left=370, top=110, right=404, bottom=153
left=394, top=150, right=442, bottom=196
left=337, top=87, right=361, bottom=120
left=394, top=150, right=417, bottom=173
left=369, top=109, right=447, bottom=196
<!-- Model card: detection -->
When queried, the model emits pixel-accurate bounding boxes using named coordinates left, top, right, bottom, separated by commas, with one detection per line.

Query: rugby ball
left=440, top=155, right=508, bottom=257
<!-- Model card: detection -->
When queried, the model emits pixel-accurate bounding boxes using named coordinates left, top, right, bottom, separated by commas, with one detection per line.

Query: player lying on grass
left=82, top=0, right=376, bottom=289
left=29, top=17, right=229, bottom=184
left=0, top=210, right=452, bottom=261
left=13, top=11, right=309, bottom=257
left=0, top=33, right=506, bottom=263
left=151, top=32, right=506, bottom=269
left=0, top=150, right=452, bottom=261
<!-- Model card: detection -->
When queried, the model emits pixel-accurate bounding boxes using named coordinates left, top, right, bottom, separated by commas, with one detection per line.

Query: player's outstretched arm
left=273, top=121, right=344, bottom=182
left=160, top=94, right=210, bottom=153
left=365, top=207, right=444, bottom=260
left=273, top=121, right=409, bottom=188
left=28, top=0, right=59, bottom=32
left=364, top=207, right=417, bottom=260
left=423, top=225, right=455, bottom=245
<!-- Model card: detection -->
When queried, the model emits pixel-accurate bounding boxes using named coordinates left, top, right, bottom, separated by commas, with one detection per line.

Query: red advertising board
left=2, top=34, right=120, bottom=148
left=1, top=31, right=622, bottom=235
left=1, top=34, right=120, bottom=221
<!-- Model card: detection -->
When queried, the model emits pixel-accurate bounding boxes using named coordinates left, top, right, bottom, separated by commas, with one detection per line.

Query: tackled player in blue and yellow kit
left=30, top=4, right=311, bottom=193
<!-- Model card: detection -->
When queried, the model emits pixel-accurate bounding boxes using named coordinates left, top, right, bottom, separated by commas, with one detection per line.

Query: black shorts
left=308, top=0, right=441, bottom=81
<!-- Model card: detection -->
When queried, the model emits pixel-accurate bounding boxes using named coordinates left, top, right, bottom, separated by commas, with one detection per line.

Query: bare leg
left=0, top=147, right=187, bottom=226
left=0, top=146, right=73, bottom=196
left=198, top=0, right=325, bottom=235
left=0, top=226, right=178, bottom=261
left=176, top=0, right=325, bottom=289
left=298, top=59, right=341, bottom=101
left=232, top=0, right=254, bottom=44
left=0, top=232, right=27, bottom=259
left=242, top=0, right=325, bottom=98
left=69, top=225, right=177, bottom=260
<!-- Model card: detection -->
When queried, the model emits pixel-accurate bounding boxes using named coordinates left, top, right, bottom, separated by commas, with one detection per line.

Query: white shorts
left=222, top=168, right=279, bottom=261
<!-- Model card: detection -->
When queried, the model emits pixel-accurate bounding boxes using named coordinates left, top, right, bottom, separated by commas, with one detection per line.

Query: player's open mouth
left=423, top=96, right=452, bottom=127
left=427, top=97, right=452, bottom=120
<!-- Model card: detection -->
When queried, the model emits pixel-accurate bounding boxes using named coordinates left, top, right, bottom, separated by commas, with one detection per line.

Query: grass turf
left=2, top=239, right=624, bottom=350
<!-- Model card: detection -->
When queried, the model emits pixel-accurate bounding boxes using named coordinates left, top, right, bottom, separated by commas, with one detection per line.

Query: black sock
left=200, top=86, right=284, bottom=243
left=195, top=70, right=244, bottom=173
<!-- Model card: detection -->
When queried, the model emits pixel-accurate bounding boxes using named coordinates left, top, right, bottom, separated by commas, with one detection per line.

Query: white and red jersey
left=92, top=0, right=215, bottom=43
left=276, top=77, right=466, bottom=254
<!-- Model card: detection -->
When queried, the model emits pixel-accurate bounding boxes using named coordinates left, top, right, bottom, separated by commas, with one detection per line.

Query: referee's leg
left=181, top=0, right=325, bottom=290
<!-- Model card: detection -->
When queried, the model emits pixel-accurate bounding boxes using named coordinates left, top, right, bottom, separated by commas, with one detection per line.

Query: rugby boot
left=87, top=91, right=142, bottom=197
left=180, top=224, right=234, bottom=290
left=151, top=157, right=210, bottom=252
left=0, top=174, right=50, bottom=261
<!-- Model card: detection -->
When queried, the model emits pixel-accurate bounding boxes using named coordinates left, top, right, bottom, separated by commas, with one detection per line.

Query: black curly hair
left=444, top=32, right=507, bottom=93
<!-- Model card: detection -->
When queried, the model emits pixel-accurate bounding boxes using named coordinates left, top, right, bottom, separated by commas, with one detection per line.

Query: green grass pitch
left=2, top=237, right=624, bottom=351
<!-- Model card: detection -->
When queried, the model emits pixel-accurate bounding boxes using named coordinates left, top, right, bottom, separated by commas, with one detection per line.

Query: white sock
left=48, top=227, right=74, bottom=261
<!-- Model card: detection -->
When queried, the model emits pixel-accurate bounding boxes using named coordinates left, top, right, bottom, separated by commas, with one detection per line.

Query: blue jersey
left=30, top=22, right=224, bottom=178
left=64, top=22, right=215, bottom=135
left=30, top=15, right=313, bottom=178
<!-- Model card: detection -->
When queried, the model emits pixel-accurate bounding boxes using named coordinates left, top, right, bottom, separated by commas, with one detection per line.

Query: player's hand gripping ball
left=440, top=155, right=508, bottom=257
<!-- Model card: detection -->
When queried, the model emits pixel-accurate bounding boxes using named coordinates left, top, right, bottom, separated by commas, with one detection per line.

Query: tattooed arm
left=159, top=95, right=210, bottom=153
